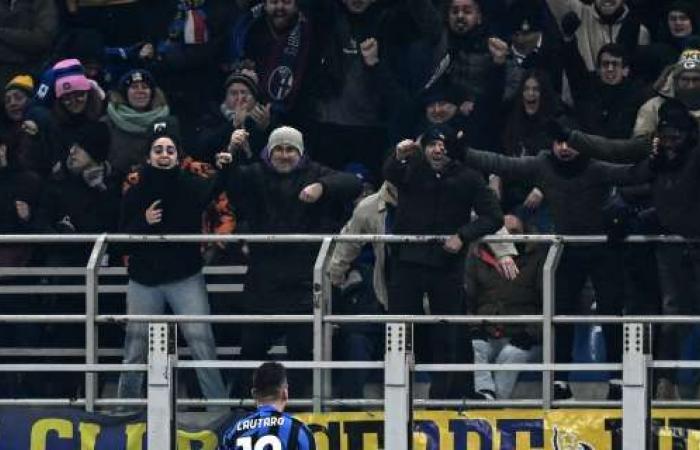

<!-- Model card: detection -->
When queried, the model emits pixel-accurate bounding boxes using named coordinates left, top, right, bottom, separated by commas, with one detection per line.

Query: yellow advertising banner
left=296, top=409, right=700, bottom=450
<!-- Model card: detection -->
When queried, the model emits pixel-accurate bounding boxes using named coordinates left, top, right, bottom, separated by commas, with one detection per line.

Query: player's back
left=221, top=405, right=316, bottom=450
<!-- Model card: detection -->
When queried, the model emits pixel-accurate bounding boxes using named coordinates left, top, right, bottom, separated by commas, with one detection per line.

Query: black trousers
left=555, top=246, right=625, bottom=378
left=388, top=261, right=473, bottom=399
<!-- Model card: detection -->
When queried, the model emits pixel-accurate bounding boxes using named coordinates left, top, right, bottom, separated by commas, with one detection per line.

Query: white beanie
left=267, top=126, right=304, bottom=156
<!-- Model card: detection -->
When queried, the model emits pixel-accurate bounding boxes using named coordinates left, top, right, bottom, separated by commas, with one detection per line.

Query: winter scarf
left=230, top=4, right=313, bottom=113
left=107, top=102, right=171, bottom=134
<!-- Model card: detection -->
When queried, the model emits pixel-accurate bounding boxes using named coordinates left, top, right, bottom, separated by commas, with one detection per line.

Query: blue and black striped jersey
left=220, top=405, right=316, bottom=450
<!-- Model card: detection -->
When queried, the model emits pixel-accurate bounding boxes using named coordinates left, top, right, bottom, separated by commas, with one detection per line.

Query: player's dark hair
left=252, top=362, right=287, bottom=400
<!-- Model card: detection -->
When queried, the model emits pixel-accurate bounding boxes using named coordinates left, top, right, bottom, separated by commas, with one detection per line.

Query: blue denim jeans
left=117, top=272, right=227, bottom=400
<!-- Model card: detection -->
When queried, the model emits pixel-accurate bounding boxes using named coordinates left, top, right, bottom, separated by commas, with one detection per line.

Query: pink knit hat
left=53, top=59, right=91, bottom=98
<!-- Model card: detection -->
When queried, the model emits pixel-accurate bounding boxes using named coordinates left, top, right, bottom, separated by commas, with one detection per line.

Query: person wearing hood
left=462, top=119, right=652, bottom=399
left=554, top=99, right=700, bottom=399
left=383, top=124, right=503, bottom=399
left=223, top=125, right=361, bottom=397
left=656, top=1, right=700, bottom=61
left=634, top=49, right=700, bottom=136
left=117, top=120, right=232, bottom=407
left=103, top=69, right=179, bottom=175
left=545, top=0, right=650, bottom=72
left=194, top=62, right=271, bottom=165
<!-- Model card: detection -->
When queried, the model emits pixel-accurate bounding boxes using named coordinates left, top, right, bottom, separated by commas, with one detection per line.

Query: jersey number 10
left=236, top=435, right=283, bottom=450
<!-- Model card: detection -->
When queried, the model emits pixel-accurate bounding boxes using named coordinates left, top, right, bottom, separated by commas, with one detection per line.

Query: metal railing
left=1, top=233, right=699, bottom=415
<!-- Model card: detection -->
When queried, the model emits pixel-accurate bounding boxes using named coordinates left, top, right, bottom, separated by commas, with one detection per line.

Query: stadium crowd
left=0, top=0, right=699, bottom=405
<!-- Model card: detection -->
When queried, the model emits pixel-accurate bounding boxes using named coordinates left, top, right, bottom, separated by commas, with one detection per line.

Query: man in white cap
left=223, top=125, right=362, bottom=397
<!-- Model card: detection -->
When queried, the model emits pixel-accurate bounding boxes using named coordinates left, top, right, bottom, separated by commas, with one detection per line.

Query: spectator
left=33, top=121, right=120, bottom=259
left=0, top=0, right=58, bottom=86
left=329, top=179, right=518, bottom=397
left=2, top=75, right=36, bottom=170
left=117, top=120, right=231, bottom=406
left=195, top=62, right=271, bottom=165
left=656, top=1, right=699, bottom=61
left=565, top=42, right=653, bottom=138
left=310, top=0, right=437, bottom=176
left=545, top=0, right=650, bottom=72
left=634, top=49, right=700, bottom=136
left=498, top=70, right=561, bottom=230
left=103, top=69, right=179, bottom=175
left=502, top=0, right=564, bottom=101
left=462, top=121, right=650, bottom=398
left=467, top=214, right=546, bottom=400
left=226, top=0, right=316, bottom=127
left=561, top=99, right=700, bottom=398
left=223, top=126, right=361, bottom=397
left=383, top=125, right=503, bottom=398
left=23, top=59, right=106, bottom=176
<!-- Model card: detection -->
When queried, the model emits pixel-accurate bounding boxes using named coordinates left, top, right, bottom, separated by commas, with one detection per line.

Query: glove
left=546, top=118, right=572, bottom=143
left=561, top=11, right=582, bottom=39
left=55, top=215, right=76, bottom=233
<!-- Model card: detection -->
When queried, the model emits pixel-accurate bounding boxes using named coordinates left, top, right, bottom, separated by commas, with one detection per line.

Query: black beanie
left=74, top=121, right=111, bottom=163
left=421, top=124, right=463, bottom=160
left=118, top=69, right=157, bottom=98
left=146, top=118, right=182, bottom=154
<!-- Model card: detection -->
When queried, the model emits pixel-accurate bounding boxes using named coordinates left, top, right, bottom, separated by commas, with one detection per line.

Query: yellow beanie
left=5, top=75, right=34, bottom=95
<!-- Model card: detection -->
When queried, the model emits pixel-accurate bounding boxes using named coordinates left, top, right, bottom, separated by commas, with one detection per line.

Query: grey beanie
left=267, top=126, right=304, bottom=156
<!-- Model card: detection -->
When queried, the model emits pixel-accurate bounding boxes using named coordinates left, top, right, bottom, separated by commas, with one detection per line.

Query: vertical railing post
left=312, top=238, right=333, bottom=412
left=148, top=322, right=177, bottom=450
left=542, top=241, right=563, bottom=409
left=384, top=322, right=413, bottom=450
left=622, top=323, right=651, bottom=450
left=85, top=233, right=107, bottom=412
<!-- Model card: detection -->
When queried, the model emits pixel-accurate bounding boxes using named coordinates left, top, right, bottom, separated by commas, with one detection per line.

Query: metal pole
left=148, top=322, right=177, bottom=450
left=622, top=323, right=651, bottom=450
left=542, top=241, right=563, bottom=409
left=384, top=323, right=413, bottom=450
left=322, top=241, right=334, bottom=405
left=85, top=234, right=107, bottom=412
left=312, top=238, right=333, bottom=412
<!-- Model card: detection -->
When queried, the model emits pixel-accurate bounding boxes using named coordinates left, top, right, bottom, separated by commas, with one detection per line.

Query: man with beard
left=545, top=0, right=650, bottom=72
left=227, top=0, right=315, bottom=127
left=462, top=119, right=651, bottom=398
left=635, top=49, right=700, bottom=136
left=383, top=125, right=503, bottom=399
left=554, top=99, right=700, bottom=399
left=223, top=126, right=361, bottom=397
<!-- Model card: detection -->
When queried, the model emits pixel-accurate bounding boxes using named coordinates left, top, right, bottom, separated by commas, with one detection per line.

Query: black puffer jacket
left=225, top=157, right=361, bottom=311
left=383, top=151, right=503, bottom=268
left=120, top=165, right=226, bottom=285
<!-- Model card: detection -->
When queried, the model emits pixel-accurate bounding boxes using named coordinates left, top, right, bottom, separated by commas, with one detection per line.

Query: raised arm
left=463, top=147, right=542, bottom=182
left=568, top=130, right=652, bottom=163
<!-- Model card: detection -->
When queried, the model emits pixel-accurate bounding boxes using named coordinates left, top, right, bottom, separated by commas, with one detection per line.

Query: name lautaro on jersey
left=236, top=416, right=286, bottom=431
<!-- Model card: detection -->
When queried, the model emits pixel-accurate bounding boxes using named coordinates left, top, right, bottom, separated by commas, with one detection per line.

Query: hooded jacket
left=634, top=56, right=700, bottom=136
